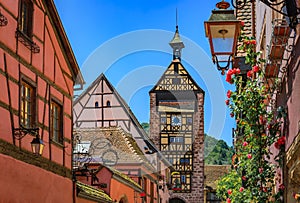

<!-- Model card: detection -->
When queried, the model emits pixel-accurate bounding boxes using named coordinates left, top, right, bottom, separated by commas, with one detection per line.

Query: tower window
left=170, top=137, right=183, bottom=143
left=95, top=101, right=99, bottom=107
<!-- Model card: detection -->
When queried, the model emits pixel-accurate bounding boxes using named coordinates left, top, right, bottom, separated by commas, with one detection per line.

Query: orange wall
left=0, top=153, right=73, bottom=203
left=76, top=197, right=98, bottom=203
left=110, top=178, right=136, bottom=203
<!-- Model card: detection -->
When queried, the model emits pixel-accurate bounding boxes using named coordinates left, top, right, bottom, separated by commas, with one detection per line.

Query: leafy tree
left=141, top=122, right=149, bottom=134
left=204, top=134, right=234, bottom=165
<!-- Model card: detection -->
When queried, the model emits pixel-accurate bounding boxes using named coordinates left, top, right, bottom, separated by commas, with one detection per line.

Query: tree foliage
left=205, top=134, right=234, bottom=165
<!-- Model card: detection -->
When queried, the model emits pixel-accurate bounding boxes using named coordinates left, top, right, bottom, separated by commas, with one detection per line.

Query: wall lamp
left=231, top=0, right=300, bottom=29
left=205, top=0, right=298, bottom=74
left=204, top=0, right=241, bottom=75
left=13, top=126, right=44, bottom=155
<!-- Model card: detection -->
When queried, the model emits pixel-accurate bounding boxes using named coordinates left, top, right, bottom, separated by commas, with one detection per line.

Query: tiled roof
left=76, top=181, right=112, bottom=202
left=204, top=165, right=231, bottom=189
left=74, top=127, right=153, bottom=168
left=107, top=166, right=143, bottom=190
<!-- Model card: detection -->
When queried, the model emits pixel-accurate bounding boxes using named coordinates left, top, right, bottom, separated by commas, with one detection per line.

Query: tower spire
left=169, top=9, right=185, bottom=61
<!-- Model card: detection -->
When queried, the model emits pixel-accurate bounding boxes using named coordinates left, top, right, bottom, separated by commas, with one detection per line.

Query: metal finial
left=176, top=8, right=178, bottom=27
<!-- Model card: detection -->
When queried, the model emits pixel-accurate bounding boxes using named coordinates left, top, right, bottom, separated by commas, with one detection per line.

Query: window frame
left=50, top=98, right=63, bottom=145
left=20, top=78, right=36, bottom=128
left=18, top=0, right=34, bottom=38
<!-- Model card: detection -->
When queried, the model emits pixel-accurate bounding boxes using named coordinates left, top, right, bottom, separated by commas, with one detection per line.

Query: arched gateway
left=169, top=197, right=185, bottom=203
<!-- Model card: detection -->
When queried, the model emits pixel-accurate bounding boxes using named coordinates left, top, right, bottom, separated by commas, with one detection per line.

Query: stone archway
left=169, top=197, right=185, bottom=203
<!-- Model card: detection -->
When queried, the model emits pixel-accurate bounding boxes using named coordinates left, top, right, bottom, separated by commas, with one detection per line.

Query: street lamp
left=13, top=126, right=44, bottom=155
left=30, top=135, right=44, bottom=155
left=231, top=0, right=300, bottom=29
left=204, top=0, right=241, bottom=75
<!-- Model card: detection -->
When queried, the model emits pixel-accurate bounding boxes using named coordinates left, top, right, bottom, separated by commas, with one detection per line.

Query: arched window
left=106, top=100, right=111, bottom=107
left=95, top=101, right=99, bottom=107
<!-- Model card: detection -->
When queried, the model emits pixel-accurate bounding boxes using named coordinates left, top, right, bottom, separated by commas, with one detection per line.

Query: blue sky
left=54, top=0, right=236, bottom=145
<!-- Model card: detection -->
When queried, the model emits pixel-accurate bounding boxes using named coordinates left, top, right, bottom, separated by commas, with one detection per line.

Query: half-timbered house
left=0, top=0, right=91, bottom=202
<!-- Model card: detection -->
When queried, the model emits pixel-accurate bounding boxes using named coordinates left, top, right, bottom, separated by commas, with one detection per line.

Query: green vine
left=216, top=22, right=286, bottom=203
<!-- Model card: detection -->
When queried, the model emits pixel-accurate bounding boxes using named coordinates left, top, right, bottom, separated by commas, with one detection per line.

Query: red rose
left=225, top=99, right=230, bottom=105
left=240, top=21, right=245, bottom=27
left=259, top=168, right=263, bottom=174
left=275, top=142, right=279, bottom=149
left=239, top=187, right=244, bottom=192
left=242, top=176, right=247, bottom=181
left=227, top=69, right=234, bottom=76
left=279, top=184, right=285, bottom=191
left=230, top=112, right=234, bottom=118
left=227, top=90, right=232, bottom=98
left=247, top=154, right=252, bottom=159
left=247, top=70, right=253, bottom=78
left=226, top=73, right=233, bottom=84
left=243, top=141, right=248, bottom=147
left=278, top=136, right=285, bottom=145
left=227, top=198, right=231, bottom=203
left=259, top=115, right=266, bottom=124
left=232, top=68, right=237, bottom=74
left=227, top=189, right=232, bottom=195
left=252, top=65, right=260, bottom=73
left=235, top=68, right=241, bottom=74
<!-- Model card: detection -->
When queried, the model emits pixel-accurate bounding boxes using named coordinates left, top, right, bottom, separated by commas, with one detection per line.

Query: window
left=95, top=101, right=99, bottom=107
left=50, top=100, right=63, bottom=144
left=20, top=80, right=36, bottom=127
left=170, top=137, right=183, bottom=143
left=180, top=158, right=190, bottom=166
left=106, top=100, right=111, bottom=107
left=18, top=0, right=33, bottom=37
left=181, top=175, right=186, bottom=184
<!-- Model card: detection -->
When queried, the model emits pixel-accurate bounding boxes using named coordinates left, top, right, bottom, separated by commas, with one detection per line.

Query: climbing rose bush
left=216, top=22, right=285, bottom=203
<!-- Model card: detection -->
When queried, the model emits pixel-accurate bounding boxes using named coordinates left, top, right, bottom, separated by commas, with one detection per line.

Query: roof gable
left=42, top=0, right=84, bottom=86
left=150, top=59, right=203, bottom=93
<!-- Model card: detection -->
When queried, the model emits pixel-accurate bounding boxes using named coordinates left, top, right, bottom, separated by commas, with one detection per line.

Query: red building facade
left=0, top=0, right=84, bottom=202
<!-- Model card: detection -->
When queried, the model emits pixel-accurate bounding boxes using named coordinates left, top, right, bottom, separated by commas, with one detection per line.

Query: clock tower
left=149, top=26, right=205, bottom=203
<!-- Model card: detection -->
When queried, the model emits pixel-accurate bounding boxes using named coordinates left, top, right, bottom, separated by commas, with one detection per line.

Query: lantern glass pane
left=210, top=24, right=236, bottom=54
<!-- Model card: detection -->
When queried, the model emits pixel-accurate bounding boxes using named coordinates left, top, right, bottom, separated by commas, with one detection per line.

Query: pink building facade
left=0, top=0, right=85, bottom=202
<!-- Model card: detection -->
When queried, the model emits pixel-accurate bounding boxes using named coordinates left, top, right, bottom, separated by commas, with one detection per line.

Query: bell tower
left=149, top=26, right=205, bottom=203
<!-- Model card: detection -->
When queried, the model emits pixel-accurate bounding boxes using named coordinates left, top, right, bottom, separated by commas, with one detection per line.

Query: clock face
left=172, top=115, right=182, bottom=126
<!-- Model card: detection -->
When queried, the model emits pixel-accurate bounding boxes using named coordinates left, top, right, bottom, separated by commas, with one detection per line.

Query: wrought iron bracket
left=13, top=125, right=39, bottom=140
left=231, top=0, right=300, bottom=29
left=0, top=11, right=8, bottom=26
left=15, top=30, right=40, bottom=53
left=213, top=55, right=232, bottom=75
